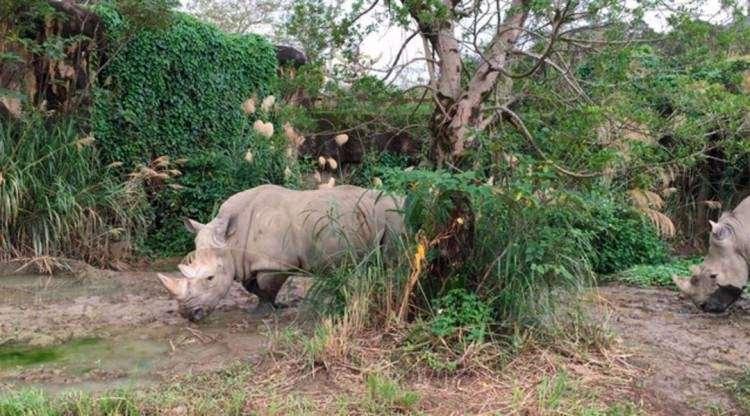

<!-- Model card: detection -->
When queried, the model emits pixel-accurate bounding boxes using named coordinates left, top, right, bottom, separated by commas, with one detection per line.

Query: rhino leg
left=242, top=273, right=290, bottom=316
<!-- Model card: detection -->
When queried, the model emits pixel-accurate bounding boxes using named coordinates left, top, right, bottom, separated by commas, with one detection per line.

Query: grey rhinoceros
left=158, top=184, right=404, bottom=321
left=673, top=196, right=750, bottom=312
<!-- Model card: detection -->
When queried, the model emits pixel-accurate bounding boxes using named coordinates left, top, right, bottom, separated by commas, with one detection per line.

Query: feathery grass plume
left=152, top=155, right=170, bottom=168
left=318, top=177, right=335, bottom=189
left=313, top=171, right=322, bottom=183
left=253, top=120, right=274, bottom=138
left=327, top=157, right=338, bottom=170
left=629, top=189, right=675, bottom=237
left=260, top=95, right=275, bottom=112
left=334, top=133, right=349, bottom=146
left=318, top=156, right=327, bottom=168
left=283, top=122, right=304, bottom=148
left=74, top=134, right=95, bottom=150
left=702, top=200, right=722, bottom=210
left=628, top=189, right=664, bottom=210
left=242, top=97, right=256, bottom=114
left=662, top=187, right=677, bottom=197
left=501, top=152, right=518, bottom=168
left=372, top=177, right=383, bottom=187
left=244, top=150, right=254, bottom=163
left=284, top=166, right=292, bottom=178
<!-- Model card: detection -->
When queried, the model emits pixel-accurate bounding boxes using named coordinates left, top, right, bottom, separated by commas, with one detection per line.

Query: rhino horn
left=672, top=275, right=693, bottom=294
left=158, top=273, right=188, bottom=298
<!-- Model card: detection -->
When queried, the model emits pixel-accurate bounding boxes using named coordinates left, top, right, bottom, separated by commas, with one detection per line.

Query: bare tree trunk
left=421, top=34, right=437, bottom=89
left=407, top=0, right=530, bottom=165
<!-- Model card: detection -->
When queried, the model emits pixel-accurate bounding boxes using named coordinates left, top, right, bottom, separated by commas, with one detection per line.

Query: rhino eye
left=207, top=275, right=215, bottom=281
left=709, top=274, right=718, bottom=280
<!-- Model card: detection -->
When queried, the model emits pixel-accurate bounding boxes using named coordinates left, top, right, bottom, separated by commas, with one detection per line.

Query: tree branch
left=500, top=106, right=600, bottom=178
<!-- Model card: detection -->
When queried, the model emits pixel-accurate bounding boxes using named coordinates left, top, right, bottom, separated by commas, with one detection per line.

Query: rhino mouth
left=699, top=284, right=743, bottom=313
left=179, top=306, right=208, bottom=322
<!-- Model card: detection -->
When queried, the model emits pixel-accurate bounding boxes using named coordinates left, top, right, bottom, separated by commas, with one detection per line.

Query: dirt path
left=596, top=285, right=750, bottom=415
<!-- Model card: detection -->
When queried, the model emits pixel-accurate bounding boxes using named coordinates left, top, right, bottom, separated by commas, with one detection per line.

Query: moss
left=0, top=337, right=102, bottom=369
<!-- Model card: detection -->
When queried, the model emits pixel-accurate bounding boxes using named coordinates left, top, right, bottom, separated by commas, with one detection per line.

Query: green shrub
left=586, top=195, right=669, bottom=274
left=383, top=168, right=595, bottom=329
left=607, top=257, right=701, bottom=287
left=346, top=151, right=411, bottom=188
left=429, top=288, right=492, bottom=344
left=92, top=6, right=286, bottom=255
left=0, top=114, right=148, bottom=265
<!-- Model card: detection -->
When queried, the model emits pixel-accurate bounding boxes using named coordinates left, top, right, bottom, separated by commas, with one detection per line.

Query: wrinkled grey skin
left=158, top=185, right=404, bottom=322
left=673, top=196, right=750, bottom=313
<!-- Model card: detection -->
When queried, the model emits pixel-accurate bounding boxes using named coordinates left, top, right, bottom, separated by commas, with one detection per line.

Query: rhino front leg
left=242, top=273, right=289, bottom=316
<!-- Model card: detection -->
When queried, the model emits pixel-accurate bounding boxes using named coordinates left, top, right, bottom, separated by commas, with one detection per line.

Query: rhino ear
left=178, top=264, right=196, bottom=278
left=710, top=220, right=732, bottom=240
left=709, top=220, right=719, bottom=233
left=184, top=218, right=205, bottom=234
left=211, top=217, right=236, bottom=246
left=158, top=273, right=188, bottom=298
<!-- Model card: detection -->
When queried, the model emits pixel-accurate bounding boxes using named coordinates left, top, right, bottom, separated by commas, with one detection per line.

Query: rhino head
left=673, top=219, right=748, bottom=313
left=157, top=217, right=236, bottom=322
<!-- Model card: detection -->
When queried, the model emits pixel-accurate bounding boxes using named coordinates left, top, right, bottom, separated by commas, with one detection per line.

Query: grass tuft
left=0, top=113, right=148, bottom=269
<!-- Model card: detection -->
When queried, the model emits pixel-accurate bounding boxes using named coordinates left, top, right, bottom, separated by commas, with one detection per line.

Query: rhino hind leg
left=242, top=273, right=290, bottom=316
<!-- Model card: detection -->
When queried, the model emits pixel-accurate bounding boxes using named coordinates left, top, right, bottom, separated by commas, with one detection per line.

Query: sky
left=182, top=0, right=743, bottom=86
left=355, top=0, right=736, bottom=85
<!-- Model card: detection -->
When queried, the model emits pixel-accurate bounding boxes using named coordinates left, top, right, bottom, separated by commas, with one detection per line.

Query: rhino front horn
left=157, top=273, right=188, bottom=298
left=672, top=275, right=693, bottom=295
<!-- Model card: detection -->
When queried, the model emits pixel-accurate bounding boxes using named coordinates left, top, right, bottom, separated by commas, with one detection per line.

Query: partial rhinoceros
left=157, top=184, right=404, bottom=321
left=673, top=196, right=750, bottom=312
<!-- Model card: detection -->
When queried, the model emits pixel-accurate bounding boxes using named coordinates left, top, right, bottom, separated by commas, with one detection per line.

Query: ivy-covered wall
left=92, top=7, right=290, bottom=255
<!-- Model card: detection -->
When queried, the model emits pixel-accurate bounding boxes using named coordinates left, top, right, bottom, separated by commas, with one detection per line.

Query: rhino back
left=222, top=185, right=403, bottom=278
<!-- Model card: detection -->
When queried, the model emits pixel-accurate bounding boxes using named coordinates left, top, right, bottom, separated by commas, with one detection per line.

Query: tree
left=183, top=0, right=289, bottom=35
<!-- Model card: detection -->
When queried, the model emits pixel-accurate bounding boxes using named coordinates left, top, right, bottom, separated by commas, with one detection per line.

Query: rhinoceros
left=157, top=184, right=404, bottom=321
left=673, top=196, right=750, bottom=312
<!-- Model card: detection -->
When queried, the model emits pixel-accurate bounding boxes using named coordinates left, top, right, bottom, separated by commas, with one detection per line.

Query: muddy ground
left=596, top=285, right=750, bottom=415
left=0, top=269, right=306, bottom=394
left=1, top=271, right=749, bottom=414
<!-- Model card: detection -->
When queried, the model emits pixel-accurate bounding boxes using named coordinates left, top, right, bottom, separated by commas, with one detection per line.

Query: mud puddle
left=0, top=271, right=301, bottom=394
left=596, top=285, right=750, bottom=415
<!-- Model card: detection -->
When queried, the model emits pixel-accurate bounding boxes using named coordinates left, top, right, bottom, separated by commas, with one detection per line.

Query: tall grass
left=0, top=114, right=148, bottom=268
left=378, top=169, right=596, bottom=331
left=297, top=168, right=602, bottom=373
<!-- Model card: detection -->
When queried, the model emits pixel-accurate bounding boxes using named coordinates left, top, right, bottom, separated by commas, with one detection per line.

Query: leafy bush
left=383, top=169, right=595, bottom=329
left=346, top=151, right=411, bottom=188
left=0, top=114, right=148, bottom=265
left=92, top=6, right=287, bottom=254
left=586, top=195, right=670, bottom=274
left=606, top=257, right=701, bottom=287
left=429, top=288, right=492, bottom=344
